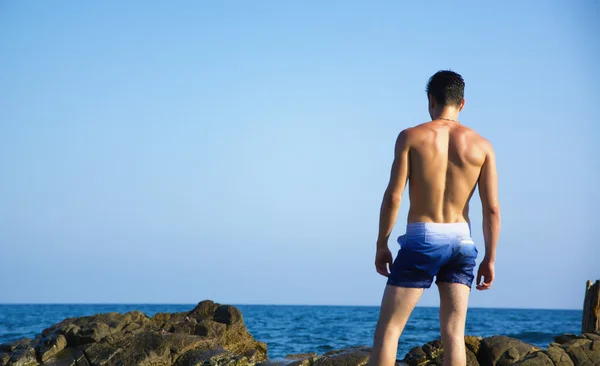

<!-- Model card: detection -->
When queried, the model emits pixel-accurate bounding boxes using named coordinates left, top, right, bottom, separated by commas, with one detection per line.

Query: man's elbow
left=384, top=191, right=402, bottom=206
left=483, top=205, right=501, bottom=217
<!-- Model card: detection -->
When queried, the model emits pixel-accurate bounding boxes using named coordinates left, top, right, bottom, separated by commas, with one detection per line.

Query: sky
left=0, top=1, right=598, bottom=309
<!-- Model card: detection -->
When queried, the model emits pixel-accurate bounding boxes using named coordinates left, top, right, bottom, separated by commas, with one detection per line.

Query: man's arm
left=375, top=130, right=410, bottom=277
left=476, top=142, right=500, bottom=290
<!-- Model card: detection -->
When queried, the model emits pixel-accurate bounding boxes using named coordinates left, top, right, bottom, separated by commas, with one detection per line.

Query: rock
left=479, top=335, right=539, bottom=366
left=555, top=334, right=580, bottom=345
left=585, top=333, right=600, bottom=342
left=582, top=280, right=600, bottom=334
left=188, top=300, right=219, bottom=319
left=546, top=344, right=574, bottom=366
left=194, top=320, right=227, bottom=338
left=174, top=347, right=227, bottom=366
left=87, top=331, right=173, bottom=365
left=512, top=351, right=554, bottom=365
left=41, top=349, right=87, bottom=366
left=465, top=348, right=480, bottom=366
left=286, top=354, right=321, bottom=366
left=7, top=345, right=38, bottom=366
left=286, top=346, right=371, bottom=366
left=0, top=339, right=31, bottom=354
left=0, top=352, right=10, bottom=366
left=0, top=301, right=267, bottom=366
left=257, top=361, right=287, bottom=366
left=284, top=353, right=317, bottom=360
left=214, top=305, right=243, bottom=325
left=35, top=335, right=67, bottom=362
left=317, top=346, right=371, bottom=365
left=465, top=336, right=482, bottom=356
left=169, top=317, right=199, bottom=336
left=561, top=338, right=600, bottom=365
left=404, top=339, right=444, bottom=365
left=41, top=311, right=150, bottom=347
left=308, top=334, right=600, bottom=366
left=280, top=353, right=319, bottom=366
left=175, top=347, right=250, bottom=366
left=402, top=337, right=480, bottom=366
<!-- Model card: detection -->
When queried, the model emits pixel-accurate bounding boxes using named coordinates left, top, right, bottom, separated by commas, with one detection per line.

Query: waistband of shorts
left=405, top=222, right=471, bottom=237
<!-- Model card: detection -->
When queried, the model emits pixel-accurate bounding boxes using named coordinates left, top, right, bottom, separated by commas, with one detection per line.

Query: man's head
left=426, top=70, right=465, bottom=118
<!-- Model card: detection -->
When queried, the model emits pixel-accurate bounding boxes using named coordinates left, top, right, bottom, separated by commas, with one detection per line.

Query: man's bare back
left=403, top=120, right=492, bottom=224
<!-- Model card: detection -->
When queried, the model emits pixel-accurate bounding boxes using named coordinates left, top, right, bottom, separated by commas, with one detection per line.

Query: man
left=368, top=70, right=500, bottom=366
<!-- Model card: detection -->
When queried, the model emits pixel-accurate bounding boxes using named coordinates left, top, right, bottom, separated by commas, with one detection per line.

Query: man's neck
left=431, top=107, right=460, bottom=122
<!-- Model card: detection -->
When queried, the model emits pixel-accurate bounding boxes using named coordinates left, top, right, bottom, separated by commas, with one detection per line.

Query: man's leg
left=368, top=285, right=423, bottom=366
left=437, top=282, right=470, bottom=366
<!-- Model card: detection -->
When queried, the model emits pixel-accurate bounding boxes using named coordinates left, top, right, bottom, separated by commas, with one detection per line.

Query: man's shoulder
left=406, top=121, right=434, bottom=130
left=459, top=127, right=494, bottom=153
left=394, top=123, right=434, bottom=148
left=399, top=122, right=493, bottom=151
left=398, top=122, right=431, bottom=137
left=466, top=129, right=493, bottom=150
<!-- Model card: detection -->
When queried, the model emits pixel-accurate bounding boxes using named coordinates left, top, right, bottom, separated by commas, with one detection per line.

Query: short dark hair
left=426, top=70, right=465, bottom=106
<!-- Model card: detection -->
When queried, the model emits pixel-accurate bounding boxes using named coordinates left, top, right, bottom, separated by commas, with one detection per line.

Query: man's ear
left=458, top=99, right=466, bottom=112
left=428, top=94, right=435, bottom=109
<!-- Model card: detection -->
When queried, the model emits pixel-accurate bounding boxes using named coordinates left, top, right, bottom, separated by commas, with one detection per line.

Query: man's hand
left=476, top=258, right=495, bottom=290
left=375, top=247, right=394, bottom=277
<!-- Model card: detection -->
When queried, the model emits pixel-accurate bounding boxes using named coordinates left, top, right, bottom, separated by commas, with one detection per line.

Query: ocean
left=0, top=304, right=581, bottom=360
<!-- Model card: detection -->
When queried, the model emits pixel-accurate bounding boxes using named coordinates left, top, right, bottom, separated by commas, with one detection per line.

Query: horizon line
left=0, top=303, right=582, bottom=312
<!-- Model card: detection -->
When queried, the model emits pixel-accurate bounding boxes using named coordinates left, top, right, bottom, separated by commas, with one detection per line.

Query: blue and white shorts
left=387, top=222, right=478, bottom=289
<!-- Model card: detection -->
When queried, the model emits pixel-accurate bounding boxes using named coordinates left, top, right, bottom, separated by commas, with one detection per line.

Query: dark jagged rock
left=0, top=301, right=266, bottom=366
left=214, top=305, right=243, bottom=326
left=188, top=300, right=220, bottom=319
left=317, top=346, right=372, bottom=365
left=584, top=333, right=600, bottom=342
left=465, top=335, right=482, bottom=356
left=561, top=338, right=600, bottom=365
left=42, top=348, right=87, bottom=366
left=6, top=344, right=37, bottom=366
left=480, top=335, right=540, bottom=365
left=404, top=339, right=444, bottom=365
left=35, top=334, right=67, bottom=362
left=284, top=353, right=317, bottom=360
left=545, top=343, right=575, bottom=366
left=285, top=347, right=372, bottom=366
left=396, top=333, right=600, bottom=366
left=403, top=337, right=480, bottom=366
left=0, top=353, right=10, bottom=366
left=512, top=351, right=555, bottom=365
left=0, top=339, right=32, bottom=354
left=554, top=335, right=579, bottom=345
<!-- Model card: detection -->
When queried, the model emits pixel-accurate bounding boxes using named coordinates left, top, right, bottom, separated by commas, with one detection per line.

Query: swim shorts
left=386, top=222, right=478, bottom=289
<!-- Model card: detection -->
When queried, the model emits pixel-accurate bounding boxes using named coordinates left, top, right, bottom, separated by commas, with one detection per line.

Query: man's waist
left=405, top=222, right=471, bottom=237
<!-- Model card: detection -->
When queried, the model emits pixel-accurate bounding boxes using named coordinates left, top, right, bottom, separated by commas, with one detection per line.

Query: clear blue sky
left=0, top=1, right=598, bottom=309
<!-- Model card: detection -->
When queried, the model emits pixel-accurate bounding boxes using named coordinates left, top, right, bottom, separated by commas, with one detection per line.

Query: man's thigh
left=437, top=282, right=470, bottom=334
left=378, top=285, right=424, bottom=328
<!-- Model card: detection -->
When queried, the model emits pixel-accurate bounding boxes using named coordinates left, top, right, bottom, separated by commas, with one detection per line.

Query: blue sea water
left=0, top=304, right=581, bottom=360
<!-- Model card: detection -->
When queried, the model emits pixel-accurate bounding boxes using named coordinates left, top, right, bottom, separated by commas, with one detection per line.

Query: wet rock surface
left=0, top=301, right=266, bottom=366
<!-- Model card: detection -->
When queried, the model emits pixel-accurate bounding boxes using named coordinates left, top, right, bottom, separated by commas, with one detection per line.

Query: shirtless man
left=368, top=71, right=500, bottom=366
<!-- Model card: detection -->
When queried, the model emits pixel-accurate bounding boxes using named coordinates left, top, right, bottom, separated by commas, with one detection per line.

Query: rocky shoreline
left=0, top=301, right=597, bottom=366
